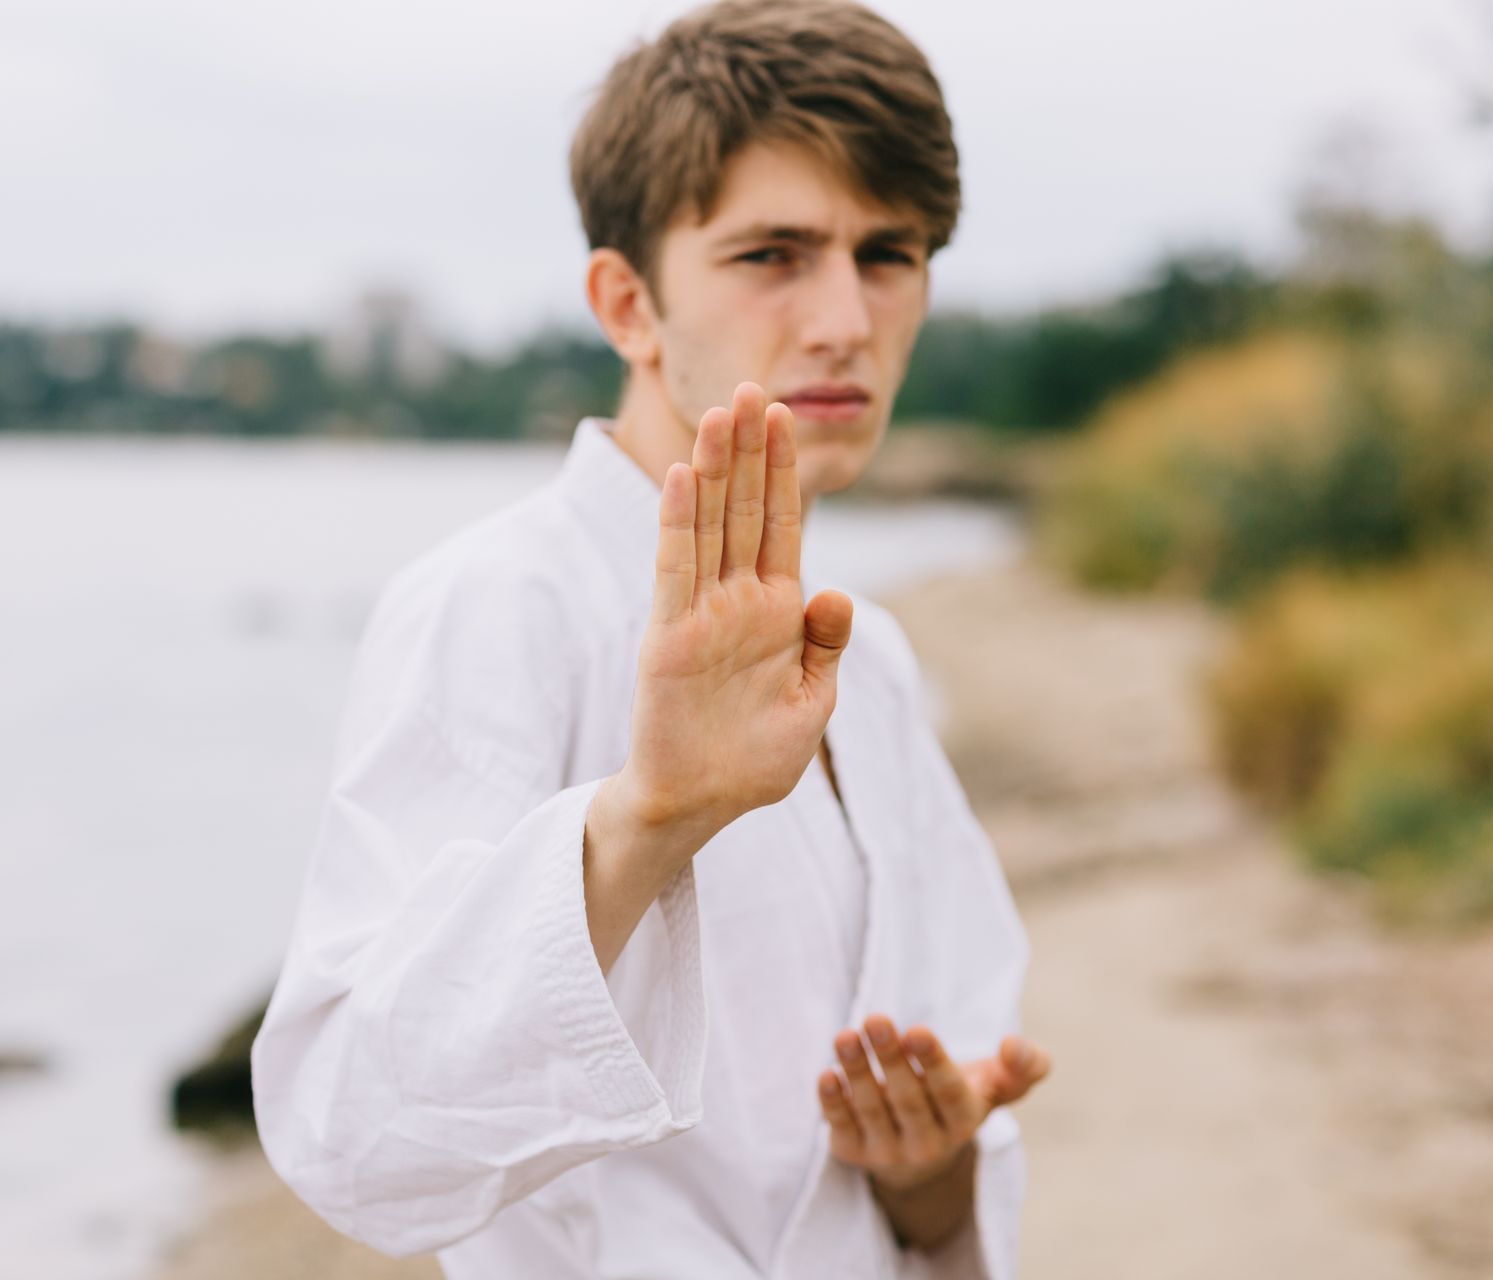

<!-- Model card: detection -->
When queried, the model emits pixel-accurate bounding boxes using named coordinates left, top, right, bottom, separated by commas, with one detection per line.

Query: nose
left=798, top=250, right=873, bottom=363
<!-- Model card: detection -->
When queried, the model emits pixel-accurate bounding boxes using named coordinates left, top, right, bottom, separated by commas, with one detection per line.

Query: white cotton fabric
left=251, top=417, right=1031, bottom=1279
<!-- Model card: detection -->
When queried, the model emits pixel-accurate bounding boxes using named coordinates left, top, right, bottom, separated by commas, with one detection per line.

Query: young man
left=251, top=2, right=1050, bottom=1276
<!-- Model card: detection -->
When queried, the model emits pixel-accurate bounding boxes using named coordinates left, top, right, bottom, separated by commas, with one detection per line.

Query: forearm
left=870, top=1139, right=977, bottom=1253
left=582, top=772, right=719, bottom=974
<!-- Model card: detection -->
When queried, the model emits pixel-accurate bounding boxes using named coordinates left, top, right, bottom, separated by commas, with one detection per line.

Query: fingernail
left=867, top=1021, right=893, bottom=1047
left=1011, top=1041, right=1033, bottom=1070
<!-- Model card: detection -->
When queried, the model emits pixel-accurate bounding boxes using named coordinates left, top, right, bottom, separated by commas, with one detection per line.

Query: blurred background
left=3, top=0, right=1491, bottom=1276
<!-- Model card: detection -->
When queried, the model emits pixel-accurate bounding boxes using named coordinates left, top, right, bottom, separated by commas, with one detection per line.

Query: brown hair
left=569, top=0, right=961, bottom=305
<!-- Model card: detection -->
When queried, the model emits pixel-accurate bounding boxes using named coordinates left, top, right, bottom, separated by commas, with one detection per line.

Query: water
left=0, top=432, right=1024, bottom=1278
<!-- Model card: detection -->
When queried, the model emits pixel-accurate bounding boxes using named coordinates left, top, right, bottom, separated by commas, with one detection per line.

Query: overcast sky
left=4, top=0, right=1490, bottom=350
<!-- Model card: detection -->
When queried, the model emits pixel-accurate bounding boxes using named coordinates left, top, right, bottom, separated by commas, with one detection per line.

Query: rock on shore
left=170, top=1000, right=265, bottom=1139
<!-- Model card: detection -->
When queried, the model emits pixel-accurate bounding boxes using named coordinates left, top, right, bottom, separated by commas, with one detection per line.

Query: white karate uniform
left=251, top=417, right=1031, bottom=1278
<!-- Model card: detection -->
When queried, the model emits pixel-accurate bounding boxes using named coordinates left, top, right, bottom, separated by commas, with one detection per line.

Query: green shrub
left=1041, top=330, right=1493, bottom=603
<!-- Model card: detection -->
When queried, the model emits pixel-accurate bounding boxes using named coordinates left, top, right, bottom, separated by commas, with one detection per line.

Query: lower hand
left=817, top=1013, right=1052, bottom=1191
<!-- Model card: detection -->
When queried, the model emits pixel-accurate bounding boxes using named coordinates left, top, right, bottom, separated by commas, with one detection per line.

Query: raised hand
left=817, top=1013, right=1052, bottom=1192
left=612, top=380, right=854, bottom=852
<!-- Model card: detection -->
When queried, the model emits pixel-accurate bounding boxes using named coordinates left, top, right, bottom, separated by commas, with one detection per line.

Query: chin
left=800, top=446, right=874, bottom=500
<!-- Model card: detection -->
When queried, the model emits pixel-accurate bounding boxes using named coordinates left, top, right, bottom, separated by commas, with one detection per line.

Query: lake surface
left=0, top=433, right=1024, bottom=1278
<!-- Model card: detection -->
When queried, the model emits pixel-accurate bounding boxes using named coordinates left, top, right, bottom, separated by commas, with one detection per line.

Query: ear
left=585, top=248, right=661, bottom=367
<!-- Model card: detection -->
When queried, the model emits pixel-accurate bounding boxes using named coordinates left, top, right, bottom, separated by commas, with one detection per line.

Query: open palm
left=617, top=381, right=854, bottom=836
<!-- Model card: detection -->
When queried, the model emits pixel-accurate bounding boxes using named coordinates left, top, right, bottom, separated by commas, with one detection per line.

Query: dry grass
left=1037, top=329, right=1493, bottom=601
left=1205, top=556, right=1493, bottom=923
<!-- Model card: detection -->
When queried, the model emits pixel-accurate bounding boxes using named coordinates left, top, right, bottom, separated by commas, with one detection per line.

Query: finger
left=756, top=401, right=801, bottom=582
left=720, top=381, right=767, bottom=578
left=903, top=1025, right=981, bottom=1131
left=691, top=406, right=733, bottom=593
left=834, top=1029, right=899, bottom=1155
left=650, top=463, right=697, bottom=624
left=864, top=1015, right=943, bottom=1156
left=801, top=590, right=853, bottom=702
left=817, top=1069, right=865, bottom=1161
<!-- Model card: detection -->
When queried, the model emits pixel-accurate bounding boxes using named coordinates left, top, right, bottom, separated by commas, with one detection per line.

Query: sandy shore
left=152, top=553, right=1493, bottom=1279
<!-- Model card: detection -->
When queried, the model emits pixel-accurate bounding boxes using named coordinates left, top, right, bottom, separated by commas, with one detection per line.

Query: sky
left=3, top=0, right=1490, bottom=351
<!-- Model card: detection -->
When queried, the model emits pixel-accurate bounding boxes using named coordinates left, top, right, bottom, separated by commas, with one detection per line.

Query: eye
left=859, top=245, right=916, bottom=266
left=736, top=246, right=796, bottom=266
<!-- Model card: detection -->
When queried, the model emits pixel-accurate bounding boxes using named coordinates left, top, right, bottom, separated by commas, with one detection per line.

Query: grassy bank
left=1036, top=315, right=1493, bottom=922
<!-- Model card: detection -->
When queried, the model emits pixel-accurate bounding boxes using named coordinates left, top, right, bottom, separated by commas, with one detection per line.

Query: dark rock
left=0, top=1048, right=50, bottom=1078
left=171, top=996, right=267, bottom=1142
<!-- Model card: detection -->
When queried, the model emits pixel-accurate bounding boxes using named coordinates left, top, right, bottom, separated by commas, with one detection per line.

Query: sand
left=152, top=553, right=1493, bottom=1279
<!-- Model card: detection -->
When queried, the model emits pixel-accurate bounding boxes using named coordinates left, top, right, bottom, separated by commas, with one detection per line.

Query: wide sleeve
left=250, top=551, right=708, bottom=1258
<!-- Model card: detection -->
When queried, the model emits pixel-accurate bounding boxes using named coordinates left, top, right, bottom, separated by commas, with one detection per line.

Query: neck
left=610, top=372, right=694, bottom=492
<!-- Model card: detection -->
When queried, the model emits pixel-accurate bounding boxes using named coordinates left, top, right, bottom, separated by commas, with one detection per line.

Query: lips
left=778, top=384, right=872, bottom=424
left=780, top=383, right=871, bottom=407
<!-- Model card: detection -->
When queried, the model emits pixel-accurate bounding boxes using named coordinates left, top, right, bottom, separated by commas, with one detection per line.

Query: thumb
left=801, top=589, right=853, bottom=701
left=966, top=1036, right=1051, bottom=1112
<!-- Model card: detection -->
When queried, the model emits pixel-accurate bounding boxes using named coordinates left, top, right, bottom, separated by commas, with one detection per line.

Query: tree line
left=1, top=231, right=1486, bottom=441
left=0, top=250, right=1280, bottom=441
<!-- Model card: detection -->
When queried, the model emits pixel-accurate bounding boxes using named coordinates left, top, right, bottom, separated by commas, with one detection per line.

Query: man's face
left=649, top=140, right=931, bottom=499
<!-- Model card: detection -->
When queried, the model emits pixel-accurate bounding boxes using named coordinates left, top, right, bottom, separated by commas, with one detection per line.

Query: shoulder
left=338, top=479, right=610, bottom=763
left=382, top=479, right=596, bottom=622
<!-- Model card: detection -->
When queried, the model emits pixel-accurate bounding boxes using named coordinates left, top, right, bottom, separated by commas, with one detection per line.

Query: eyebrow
left=711, top=222, right=926, bottom=252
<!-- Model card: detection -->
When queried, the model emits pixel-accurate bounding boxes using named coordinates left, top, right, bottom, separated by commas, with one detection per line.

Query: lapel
left=804, top=555, right=898, bottom=1025
left=817, top=661, right=883, bottom=1026
left=770, top=597, right=906, bottom=1280
left=566, top=418, right=902, bottom=1274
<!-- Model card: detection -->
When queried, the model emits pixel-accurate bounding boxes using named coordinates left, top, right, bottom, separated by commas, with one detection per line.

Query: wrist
left=869, top=1138, right=975, bottom=1196
left=593, top=770, right=720, bottom=883
left=868, top=1140, right=978, bottom=1253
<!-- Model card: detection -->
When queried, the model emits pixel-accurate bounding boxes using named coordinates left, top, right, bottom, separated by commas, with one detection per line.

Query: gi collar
left=557, top=417, right=665, bottom=609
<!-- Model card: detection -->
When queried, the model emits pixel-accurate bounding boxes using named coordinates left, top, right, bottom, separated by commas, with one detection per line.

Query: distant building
left=126, top=331, right=194, bottom=396
left=322, top=289, right=448, bottom=389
